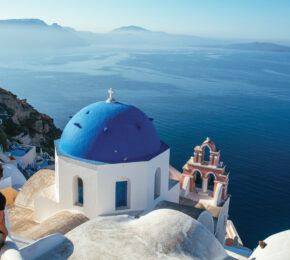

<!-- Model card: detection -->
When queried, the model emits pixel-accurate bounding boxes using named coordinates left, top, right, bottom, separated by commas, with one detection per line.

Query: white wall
left=56, top=155, right=99, bottom=218
left=95, top=160, right=148, bottom=216
left=215, top=197, right=230, bottom=244
left=34, top=147, right=180, bottom=220
left=34, top=195, right=63, bottom=222
left=14, top=146, right=36, bottom=169
left=197, top=211, right=215, bottom=234
left=146, top=149, right=173, bottom=209
left=55, top=152, right=155, bottom=218
left=20, top=233, right=69, bottom=260
left=44, top=148, right=179, bottom=220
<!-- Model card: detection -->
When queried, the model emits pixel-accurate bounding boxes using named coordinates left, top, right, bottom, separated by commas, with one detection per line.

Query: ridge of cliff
left=0, top=88, right=61, bottom=154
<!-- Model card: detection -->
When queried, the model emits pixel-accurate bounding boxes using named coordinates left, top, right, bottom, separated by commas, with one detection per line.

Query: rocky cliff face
left=0, top=88, right=61, bottom=154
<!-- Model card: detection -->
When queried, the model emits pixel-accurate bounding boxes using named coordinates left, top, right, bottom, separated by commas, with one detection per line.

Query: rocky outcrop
left=0, top=88, right=61, bottom=154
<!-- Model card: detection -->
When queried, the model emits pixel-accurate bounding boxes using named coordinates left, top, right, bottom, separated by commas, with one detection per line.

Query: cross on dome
left=106, top=88, right=116, bottom=103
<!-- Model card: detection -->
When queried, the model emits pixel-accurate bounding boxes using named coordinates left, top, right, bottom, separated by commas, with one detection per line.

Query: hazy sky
left=1, top=0, right=290, bottom=41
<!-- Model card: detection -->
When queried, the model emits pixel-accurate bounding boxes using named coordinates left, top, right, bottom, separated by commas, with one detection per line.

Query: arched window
left=154, top=168, right=161, bottom=199
left=116, top=179, right=130, bottom=210
left=203, top=146, right=210, bottom=162
left=207, top=173, right=215, bottom=191
left=195, top=171, right=202, bottom=189
left=77, top=177, right=83, bottom=206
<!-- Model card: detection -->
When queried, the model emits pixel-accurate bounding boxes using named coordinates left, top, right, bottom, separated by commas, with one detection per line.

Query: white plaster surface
left=15, top=169, right=55, bottom=210
left=215, top=197, right=230, bottom=244
left=20, top=233, right=71, bottom=260
left=224, top=245, right=252, bottom=258
left=213, top=182, right=223, bottom=206
left=197, top=210, right=215, bottom=234
left=42, top=209, right=233, bottom=259
left=50, top=148, right=178, bottom=219
left=249, top=230, right=290, bottom=260
left=181, top=175, right=190, bottom=197
left=14, top=146, right=36, bottom=169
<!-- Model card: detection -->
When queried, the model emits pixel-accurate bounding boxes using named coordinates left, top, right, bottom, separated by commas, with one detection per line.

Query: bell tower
left=180, top=138, right=229, bottom=206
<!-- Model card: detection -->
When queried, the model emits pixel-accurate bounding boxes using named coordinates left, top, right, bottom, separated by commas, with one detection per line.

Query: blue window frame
left=115, top=181, right=127, bottom=209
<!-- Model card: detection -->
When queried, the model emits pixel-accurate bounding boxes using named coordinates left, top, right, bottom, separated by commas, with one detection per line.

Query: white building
left=7, top=145, right=36, bottom=169
left=0, top=164, right=26, bottom=191
left=34, top=89, right=179, bottom=221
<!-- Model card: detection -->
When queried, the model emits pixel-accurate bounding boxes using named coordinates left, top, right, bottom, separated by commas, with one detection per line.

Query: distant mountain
left=0, top=19, right=231, bottom=48
left=77, top=25, right=227, bottom=47
left=227, top=42, right=290, bottom=52
left=0, top=19, right=86, bottom=48
left=0, top=18, right=47, bottom=27
left=112, top=25, right=150, bottom=33
left=2, top=19, right=288, bottom=51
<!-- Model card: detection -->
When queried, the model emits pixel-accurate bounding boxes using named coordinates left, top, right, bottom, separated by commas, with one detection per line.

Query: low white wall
left=215, top=197, right=230, bottom=244
left=197, top=211, right=215, bottom=234
left=20, top=233, right=69, bottom=260
left=21, top=146, right=36, bottom=168
left=166, top=181, right=180, bottom=204
left=34, top=195, right=62, bottom=222
left=180, top=176, right=190, bottom=197
left=14, top=146, right=36, bottom=169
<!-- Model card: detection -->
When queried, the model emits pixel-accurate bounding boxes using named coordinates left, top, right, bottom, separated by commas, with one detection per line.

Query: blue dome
left=59, top=101, right=165, bottom=163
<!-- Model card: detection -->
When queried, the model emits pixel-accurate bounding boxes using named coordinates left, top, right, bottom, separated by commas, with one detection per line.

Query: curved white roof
left=250, top=230, right=290, bottom=260
left=52, top=209, right=231, bottom=259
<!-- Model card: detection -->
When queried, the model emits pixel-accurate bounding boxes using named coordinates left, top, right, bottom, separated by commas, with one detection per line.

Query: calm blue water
left=0, top=46, right=289, bottom=248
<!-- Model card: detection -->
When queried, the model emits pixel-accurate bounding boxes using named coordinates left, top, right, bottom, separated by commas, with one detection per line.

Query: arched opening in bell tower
left=203, top=146, right=210, bottom=162
left=207, top=173, right=215, bottom=191
left=194, top=171, right=202, bottom=189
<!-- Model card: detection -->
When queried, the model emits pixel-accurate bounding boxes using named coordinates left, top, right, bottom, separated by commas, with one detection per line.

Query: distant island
left=214, top=42, right=290, bottom=53
left=0, top=18, right=290, bottom=52
left=112, top=25, right=150, bottom=33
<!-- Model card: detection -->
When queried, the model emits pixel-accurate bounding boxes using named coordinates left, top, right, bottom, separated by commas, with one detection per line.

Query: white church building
left=34, top=89, right=179, bottom=220
left=2, top=89, right=254, bottom=260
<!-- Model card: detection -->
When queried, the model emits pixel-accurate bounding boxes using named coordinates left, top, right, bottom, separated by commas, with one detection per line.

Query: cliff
left=0, top=88, right=61, bottom=154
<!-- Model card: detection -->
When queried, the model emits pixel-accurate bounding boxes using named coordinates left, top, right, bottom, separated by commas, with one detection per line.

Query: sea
left=0, top=45, right=289, bottom=249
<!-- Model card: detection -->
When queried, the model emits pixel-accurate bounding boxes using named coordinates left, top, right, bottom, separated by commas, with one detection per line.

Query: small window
left=76, top=177, right=83, bottom=206
left=154, top=168, right=161, bottom=199
left=116, top=180, right=128, bottom=209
